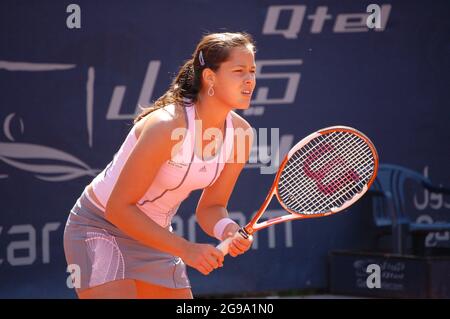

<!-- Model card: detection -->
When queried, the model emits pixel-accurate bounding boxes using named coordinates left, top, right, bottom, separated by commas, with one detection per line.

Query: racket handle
left=216, top=228, right=249, bottom=256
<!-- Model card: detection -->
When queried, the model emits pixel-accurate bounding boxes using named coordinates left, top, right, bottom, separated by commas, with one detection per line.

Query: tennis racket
left=217, top=126, right=379, bottom=255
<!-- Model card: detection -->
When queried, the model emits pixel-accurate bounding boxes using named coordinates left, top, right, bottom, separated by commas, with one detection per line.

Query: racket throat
left=252, top=214, right=301, bottom=231
left=240, top=227, right=252, bottom=238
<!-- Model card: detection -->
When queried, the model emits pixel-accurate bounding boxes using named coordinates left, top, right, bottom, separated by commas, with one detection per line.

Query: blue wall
left=1, top=0, right=449, bottom=298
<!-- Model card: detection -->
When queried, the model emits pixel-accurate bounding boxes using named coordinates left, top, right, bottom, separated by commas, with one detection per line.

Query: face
left=207, top=45, right=256, bottom=110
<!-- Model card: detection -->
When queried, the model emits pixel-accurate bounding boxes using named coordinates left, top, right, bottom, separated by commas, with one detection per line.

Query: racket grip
left=216, top=228, right=249, bottom=256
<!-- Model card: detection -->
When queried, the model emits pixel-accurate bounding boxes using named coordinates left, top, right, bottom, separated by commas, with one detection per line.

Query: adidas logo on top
left=199, top=166, right=207, bottom=173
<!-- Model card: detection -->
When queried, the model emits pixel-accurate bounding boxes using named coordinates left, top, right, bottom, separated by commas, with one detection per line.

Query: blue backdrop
left=0, top=0, right=449, bottom=298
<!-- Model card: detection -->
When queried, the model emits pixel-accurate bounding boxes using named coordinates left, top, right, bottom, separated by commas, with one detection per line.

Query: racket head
left=274, top=126, right=378, bottom=218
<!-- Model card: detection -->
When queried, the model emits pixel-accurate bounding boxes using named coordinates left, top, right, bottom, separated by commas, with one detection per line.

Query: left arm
left=196, top=161, right=245, bottom=240
left=196, top=115, right=254, bottom=257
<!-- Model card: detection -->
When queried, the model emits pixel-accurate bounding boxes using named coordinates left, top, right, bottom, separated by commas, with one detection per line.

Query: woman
left=64, top=32, right=257, bottom=299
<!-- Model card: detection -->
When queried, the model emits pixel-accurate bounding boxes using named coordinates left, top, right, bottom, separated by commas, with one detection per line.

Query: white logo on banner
left=0, top=223, right=60, bottom=266
left=413, top=166, right=450, bottom=247
left=262, top=4, right=391, bottom=38
left=0, top=113, right=99, bottom=182
left=414, top=166, right=450, bottom=211
left=106, top=61, right=161, bottom=120
left=0, top=62, right=99, bottom=181
left=0, top=58, right=297, bottom=179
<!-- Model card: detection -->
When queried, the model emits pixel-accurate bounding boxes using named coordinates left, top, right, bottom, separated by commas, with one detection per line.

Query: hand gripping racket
left=217, top=126, right=379, bottom=255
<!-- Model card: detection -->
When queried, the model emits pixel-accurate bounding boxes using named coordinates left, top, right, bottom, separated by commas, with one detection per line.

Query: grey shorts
left=63, top=190, right=191, bottom=292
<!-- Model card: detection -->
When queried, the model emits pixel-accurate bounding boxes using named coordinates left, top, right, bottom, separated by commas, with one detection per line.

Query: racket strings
left=281, top=152, right=371, bottom=213
left=281, top=134, right=371, bottom=212
left=283, top=131, right=360, bottom=175
left=281, top=132, right=363, bottom=195
left=301, top=137, right=372, bottom=201
left=279, top=133, right=362, bottom=210
left=314, top=136, right=369, bottom=183
left=282, top=131, right=348, bottom=175
left=281, top=133, right=374, bottom=212
left=282, top=133, right=373, bottom=210
left=306, top=156, right=370, bottom=212
left=278, top=131, right=375, bottom=214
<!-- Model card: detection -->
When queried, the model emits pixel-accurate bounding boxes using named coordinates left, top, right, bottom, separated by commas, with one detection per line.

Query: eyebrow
left=233, top=64, right=257, bottom=68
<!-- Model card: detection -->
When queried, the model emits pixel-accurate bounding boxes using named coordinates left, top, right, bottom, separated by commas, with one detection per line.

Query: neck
left=195, top=92, right=230, bottom=129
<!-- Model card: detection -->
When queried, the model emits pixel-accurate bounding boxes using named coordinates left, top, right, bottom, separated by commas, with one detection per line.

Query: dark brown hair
left=134, top=32, right=256, bottom=123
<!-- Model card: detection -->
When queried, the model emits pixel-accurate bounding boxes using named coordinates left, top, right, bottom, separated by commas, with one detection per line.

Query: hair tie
left=199, top=50, right=205, bottom=66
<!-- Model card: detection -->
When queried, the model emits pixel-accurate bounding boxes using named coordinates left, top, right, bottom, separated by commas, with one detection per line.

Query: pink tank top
left=89, top=103, right=235, bottom=228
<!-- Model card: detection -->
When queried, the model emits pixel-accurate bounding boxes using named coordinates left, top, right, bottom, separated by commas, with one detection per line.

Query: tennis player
left=63, top=32, right=256, bottom=299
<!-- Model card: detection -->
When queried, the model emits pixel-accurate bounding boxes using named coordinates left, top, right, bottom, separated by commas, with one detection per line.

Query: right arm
left=104, top=110, right=223, bottom=275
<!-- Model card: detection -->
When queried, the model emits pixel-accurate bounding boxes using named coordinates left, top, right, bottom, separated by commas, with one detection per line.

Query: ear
left=201, top=68, right=216, bottom=86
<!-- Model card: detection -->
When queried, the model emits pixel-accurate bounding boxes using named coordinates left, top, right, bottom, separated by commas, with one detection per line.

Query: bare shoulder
left=134, top=104, right=187, bottom=140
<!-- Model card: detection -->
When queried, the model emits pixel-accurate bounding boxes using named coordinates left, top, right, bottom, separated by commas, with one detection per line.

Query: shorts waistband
left=72, top=189, right=173, bottom=232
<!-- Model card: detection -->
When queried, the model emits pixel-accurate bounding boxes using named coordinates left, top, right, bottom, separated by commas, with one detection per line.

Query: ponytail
left=134, top=59, right=199, bottom=124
